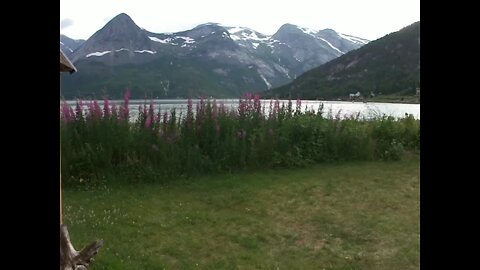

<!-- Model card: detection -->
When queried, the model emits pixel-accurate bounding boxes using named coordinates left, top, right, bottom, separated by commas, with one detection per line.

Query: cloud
left=60, top=18, right=74, bottom=29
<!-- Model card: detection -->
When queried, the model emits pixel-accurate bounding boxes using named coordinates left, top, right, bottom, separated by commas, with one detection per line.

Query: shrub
left=60, top=91, right=420, bottom=186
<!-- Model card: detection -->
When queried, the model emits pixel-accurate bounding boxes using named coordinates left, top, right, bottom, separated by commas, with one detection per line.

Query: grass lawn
left=63, top=155, right=420, bottom=269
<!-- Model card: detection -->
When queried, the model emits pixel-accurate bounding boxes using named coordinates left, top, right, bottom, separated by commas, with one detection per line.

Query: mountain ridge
left=265, top=21, right=420, bottom=100
left=60, top=13, right=369, bottom=99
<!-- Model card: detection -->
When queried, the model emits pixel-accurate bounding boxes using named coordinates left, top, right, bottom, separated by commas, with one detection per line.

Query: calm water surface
left=64, top=99, right=420, bottom=121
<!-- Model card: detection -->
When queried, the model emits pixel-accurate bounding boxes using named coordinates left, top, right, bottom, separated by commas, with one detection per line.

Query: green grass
left=63, top=155, right=419, bottom=269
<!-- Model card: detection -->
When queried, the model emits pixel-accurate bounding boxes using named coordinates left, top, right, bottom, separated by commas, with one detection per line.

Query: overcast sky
left=60, top=0, right=419, bottom=41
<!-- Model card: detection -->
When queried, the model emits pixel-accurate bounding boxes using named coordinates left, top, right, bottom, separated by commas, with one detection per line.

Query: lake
left=64, top=99, right=420, bottom=121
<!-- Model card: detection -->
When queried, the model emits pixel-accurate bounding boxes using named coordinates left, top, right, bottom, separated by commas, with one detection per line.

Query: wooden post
left=60, top=50, right=102, bottom=269
left=60, top=225, right=104, bottom=270
left=60, top=73, right=62, bottom=225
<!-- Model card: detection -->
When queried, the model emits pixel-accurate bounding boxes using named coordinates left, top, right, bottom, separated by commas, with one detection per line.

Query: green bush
left=60, top=93, right=420, bottom=186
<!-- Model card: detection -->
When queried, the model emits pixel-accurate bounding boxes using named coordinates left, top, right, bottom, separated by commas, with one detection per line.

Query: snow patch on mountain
left=86, top=51, right=112, bottom=57
left=86, top=48, right=156, bottom=57
left=258, top=72, right=272, bottom=89
left=273, top=63, right=291, bottom=79
left=318, top=37, right=344, bottom=54
left=149, top=36, right=171, bottom=43
left=225, top=26, right=272, bottom=49
left=149, top=36, right=178, bottom=45
left=338, top=33, right=369, bottom=45
left=149, top=35, right=195, bottom=46
left=134, top=50, right=157, bottom=54
left=230, top=31, right=269, bottom=41
left=299, top=26, right=318, bottom=38
left=177, top=36, right=195, bottom=43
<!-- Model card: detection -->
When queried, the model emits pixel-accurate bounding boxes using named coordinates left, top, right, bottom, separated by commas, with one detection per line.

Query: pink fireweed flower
left=103, top=96, right=111, bottom=117
left=145, top=113, right=152, bottom=129
left=119, top=106, right=129, bottom=121
left=124, top=88, right=131, bottom=101
left=75, top=99, right=83, bottom=121
left=200, top=96, right=205, bottom=110
left=195, top=100, right=203, bottom=132
left=254, top=94, right=261, bottom=115
left=120, top=89, right=131, bottom=121
left=93, top=99, right=102, bottom=119
left=149, top=99, right=154, bottom=116
left=244, top=92, right=254, bottom=113
left=86, top=100, right=95, bottom=119
left=212, top=99, right=218, bottom=120
left=111, top=102, right=118, bottom=119
left=61, top=100, right=72, bottom=123
left=238, top=96, right=247, bottom=117
left=68, top=106, right=75, bottom=121
left=148, top=100, right=156, bottom=129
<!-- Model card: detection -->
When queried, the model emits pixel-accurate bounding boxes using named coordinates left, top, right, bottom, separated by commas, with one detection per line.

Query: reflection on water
left=63, top=99, right=420, bottom=121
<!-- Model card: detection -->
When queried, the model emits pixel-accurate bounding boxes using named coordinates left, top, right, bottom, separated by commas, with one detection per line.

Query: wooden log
left=60, top=224, right=103, bottom=270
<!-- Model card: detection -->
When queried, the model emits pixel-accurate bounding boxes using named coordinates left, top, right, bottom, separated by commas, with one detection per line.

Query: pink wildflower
left=103, top=96, right=111, bottom=117
left=145, top=114, right=152, bottom=129
left=93, top=99, right=102, bottom=119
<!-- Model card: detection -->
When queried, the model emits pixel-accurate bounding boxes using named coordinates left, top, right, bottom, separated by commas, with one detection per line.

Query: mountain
left=60, top=13, right=369, bottom=99
left=265, top=22, right=420, bottom=100
left=60, top=35, right=85, bottom=56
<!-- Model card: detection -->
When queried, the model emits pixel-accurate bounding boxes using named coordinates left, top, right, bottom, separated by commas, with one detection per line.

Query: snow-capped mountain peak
left=61, top=13, right=371, bottom=98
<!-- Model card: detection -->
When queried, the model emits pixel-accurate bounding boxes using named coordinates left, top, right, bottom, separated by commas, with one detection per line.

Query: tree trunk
left=60, top=224, right=103, bottom=270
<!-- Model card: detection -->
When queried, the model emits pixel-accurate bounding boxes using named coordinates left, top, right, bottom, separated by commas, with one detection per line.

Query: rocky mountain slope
left=60, top=13, right=368, bottom=99
left=265, top=21, right=420, bottom=100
